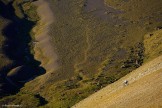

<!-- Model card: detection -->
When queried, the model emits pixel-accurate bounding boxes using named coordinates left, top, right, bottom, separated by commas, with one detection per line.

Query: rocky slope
left=73, top=55, right=162, bottom=108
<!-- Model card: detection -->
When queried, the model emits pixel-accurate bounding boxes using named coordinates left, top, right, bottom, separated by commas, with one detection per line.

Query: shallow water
left=84, top=0, right=122, bottom=21
left=0, top=0, right=45, bottom=97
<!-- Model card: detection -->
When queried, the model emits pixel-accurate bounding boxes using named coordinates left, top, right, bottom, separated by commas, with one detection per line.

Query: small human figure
left=123, top=80, right=129, bottom=86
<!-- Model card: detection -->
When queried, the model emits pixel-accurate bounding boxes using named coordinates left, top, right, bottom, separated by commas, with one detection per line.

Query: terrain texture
left=73, top=55, right=162, bottom=108
left=0, top=0, right=162, bottom=108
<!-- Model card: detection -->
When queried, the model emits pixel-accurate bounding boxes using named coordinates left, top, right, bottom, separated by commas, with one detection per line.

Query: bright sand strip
left=33, top=0, right=58, bottom=75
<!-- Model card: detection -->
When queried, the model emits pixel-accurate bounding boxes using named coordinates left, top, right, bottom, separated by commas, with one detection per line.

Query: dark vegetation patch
left=122, top=43, right=144, bottom=69
left=0, top=92, right=47, bottom=108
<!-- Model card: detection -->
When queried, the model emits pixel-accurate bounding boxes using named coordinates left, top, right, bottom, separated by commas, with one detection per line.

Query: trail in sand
left=33, top=0, right=58, bottom=74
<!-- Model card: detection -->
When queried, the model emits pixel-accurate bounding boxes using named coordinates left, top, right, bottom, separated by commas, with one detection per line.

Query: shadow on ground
left=0, top=0, right=45, bottom=98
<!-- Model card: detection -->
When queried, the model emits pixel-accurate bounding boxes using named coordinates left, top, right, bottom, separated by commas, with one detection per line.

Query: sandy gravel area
left=33, top=0, right=58, bottom=74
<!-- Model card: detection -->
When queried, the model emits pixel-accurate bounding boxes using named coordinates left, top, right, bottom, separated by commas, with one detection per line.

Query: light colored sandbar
left=33, top=0, right=58, bottom=74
